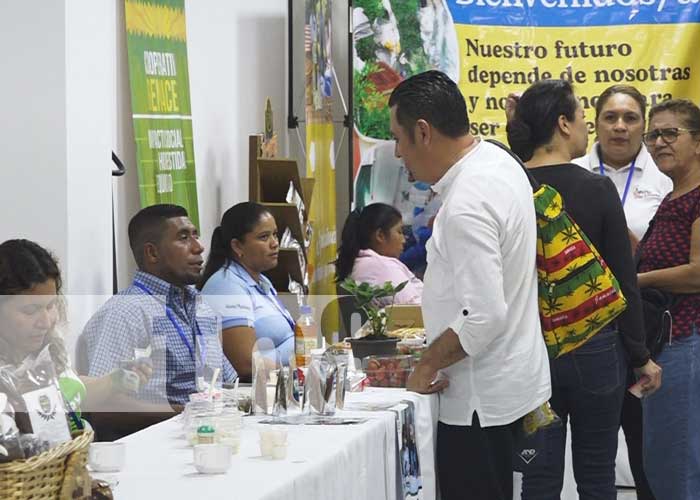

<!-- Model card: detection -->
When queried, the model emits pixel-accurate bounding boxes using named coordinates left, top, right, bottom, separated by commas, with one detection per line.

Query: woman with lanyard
left=573, top=85, right=673, bottom=247
left=199, top=202, right=295, bottom=381
left=572, top=84, right=672, bottom=500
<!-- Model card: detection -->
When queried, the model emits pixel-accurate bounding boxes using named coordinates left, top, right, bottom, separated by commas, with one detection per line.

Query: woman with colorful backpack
left=506, top=79, right=662, bottom=500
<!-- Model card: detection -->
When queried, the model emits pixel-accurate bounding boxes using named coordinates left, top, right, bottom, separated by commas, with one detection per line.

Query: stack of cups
left=183, top=400, right=217, bottom=446
left=214, top=408, right=243, bottom=454
left=259, top=428, right=288, bottom=460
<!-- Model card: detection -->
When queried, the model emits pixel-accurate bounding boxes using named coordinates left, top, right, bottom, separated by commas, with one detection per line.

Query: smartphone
left=628, top=375, right=651, bottom=399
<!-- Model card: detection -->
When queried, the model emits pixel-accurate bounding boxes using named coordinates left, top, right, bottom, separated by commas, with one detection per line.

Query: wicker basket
left=0, top=430, right=94, bottom=499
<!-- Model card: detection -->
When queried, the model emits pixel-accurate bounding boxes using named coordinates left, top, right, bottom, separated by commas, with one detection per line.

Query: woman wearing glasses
left=636, top=99, right=700, bottom=500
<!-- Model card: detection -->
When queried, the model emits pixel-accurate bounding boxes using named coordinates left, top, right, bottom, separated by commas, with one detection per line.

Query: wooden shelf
left=250, top=134, right=313, bottom=293
left=258, top=159, right=302, bottom=201
left=300, top=178, right=315, bottom=216
left=263, top=248, right=305, bottom=292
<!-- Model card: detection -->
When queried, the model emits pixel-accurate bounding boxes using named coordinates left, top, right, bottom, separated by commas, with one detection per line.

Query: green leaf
left=340, top=278, right=410, bottom=336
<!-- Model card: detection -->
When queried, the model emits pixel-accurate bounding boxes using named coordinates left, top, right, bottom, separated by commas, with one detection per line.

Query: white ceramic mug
left=88, top=442, right=126, bottom=473
left=193, top=444, right=231, bottom=474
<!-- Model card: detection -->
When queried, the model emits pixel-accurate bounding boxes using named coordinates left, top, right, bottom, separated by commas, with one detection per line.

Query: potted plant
left=339, top=278, right=407, bottom=359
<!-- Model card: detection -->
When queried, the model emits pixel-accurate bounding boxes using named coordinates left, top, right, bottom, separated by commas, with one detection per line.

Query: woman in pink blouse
left=336, top=203, right=423, bottom=305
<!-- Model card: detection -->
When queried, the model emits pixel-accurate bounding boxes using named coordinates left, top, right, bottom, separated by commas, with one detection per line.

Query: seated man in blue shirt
left=81, top=204, right=236, bottom=437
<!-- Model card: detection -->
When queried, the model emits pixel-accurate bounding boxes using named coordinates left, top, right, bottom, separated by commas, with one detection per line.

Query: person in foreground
left=336, top=202, right=423, bottom=305
left=636, top=99, right=700, bottom=500
left=507, top=79, right=661, bottom=500
left=393, top=70, right=551, bottom=500
left=0, top=239, right=151, bottom=432
left=199, top=202, right=295, bottom=381
left=81, top=204, right=236, bottom=438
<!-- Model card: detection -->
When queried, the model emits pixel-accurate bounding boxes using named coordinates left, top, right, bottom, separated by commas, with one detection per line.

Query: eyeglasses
left=642, top=127, right=699, bottom=146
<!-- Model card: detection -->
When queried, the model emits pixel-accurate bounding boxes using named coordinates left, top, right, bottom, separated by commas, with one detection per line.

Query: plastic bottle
left=295, top=305, right=318, bottom=367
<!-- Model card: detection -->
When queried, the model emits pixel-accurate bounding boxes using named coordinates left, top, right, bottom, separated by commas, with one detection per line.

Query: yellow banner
left=305, top=0, right=339, bottom=340
left=455, top=24, right=700, bottom=143
left=305, top=121, right=337, bottom=297
left=353, top=1, right=700, bottom=202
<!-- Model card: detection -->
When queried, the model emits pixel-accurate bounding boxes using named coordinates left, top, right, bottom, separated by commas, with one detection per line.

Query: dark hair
left=128, top=204, right=188, bottom=267
left=648, top=98, right=700, bottom=134
left=388, top=70, right=469, bottom=142
left=506, top=79, right=578, bottom=162
left=198, top=202, right=271, bottom=290
left=595, top=84, right=646, bottom=123
left=0, top=239, right=68, bottom=371
left=0, top=239, right=62, bottom=296
left=335, top=203, right=402, bottom=282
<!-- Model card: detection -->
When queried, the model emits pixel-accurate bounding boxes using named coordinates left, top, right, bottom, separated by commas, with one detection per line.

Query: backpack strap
left=485, top=138, right=540, bottom=192
left=634, top=218, right=655, bottom=270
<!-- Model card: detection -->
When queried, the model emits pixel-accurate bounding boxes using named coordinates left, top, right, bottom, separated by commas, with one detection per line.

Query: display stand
left=249, top=135, right=314, bottom=293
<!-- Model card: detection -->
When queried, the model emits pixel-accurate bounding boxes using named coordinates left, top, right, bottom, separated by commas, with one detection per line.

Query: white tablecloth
left=108, top=388, right=626, bottom=500
left=111, top=389, right=438, bottom=500
left=343, top=388, right=439, bottom=500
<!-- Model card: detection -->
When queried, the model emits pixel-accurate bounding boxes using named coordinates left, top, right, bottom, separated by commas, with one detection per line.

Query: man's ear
left=415, top=119, right=432, bottom=146
left=143, top=242, right=159, bottom=265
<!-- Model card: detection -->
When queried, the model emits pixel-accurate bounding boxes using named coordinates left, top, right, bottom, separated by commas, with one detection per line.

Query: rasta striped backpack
left=487, top=140, right=627, bottom=358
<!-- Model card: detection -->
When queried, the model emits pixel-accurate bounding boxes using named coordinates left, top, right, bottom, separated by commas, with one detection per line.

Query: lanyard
left=598, top=149, right=636, bottom=207
left=230, top=264, right=296, bottom=331
left=133, top=281, right=206, bottom=363
left=267, top=291, right=296, bottom=332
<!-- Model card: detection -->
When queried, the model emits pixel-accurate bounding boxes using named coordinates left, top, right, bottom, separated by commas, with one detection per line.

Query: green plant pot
left=348, top=336, right=399, bottom=360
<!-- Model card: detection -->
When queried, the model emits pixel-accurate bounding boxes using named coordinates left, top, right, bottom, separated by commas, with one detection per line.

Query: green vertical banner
left=124, top=0, right=199, bottom=227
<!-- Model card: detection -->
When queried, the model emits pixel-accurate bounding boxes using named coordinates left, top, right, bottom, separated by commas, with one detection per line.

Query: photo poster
left=124, top=0, right=199, bottom=227
left=352, top=0, right=700, bottom=225
left=305, top=0, right=339, bottom=336
left=390, top=400, right=423, bottom=499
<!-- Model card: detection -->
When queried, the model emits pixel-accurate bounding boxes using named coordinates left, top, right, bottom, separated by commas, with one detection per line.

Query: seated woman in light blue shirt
left=199, top=202, right=295, bottom=381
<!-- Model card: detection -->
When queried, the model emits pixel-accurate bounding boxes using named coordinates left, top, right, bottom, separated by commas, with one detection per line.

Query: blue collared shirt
left=201, top=261, right=295, bottom=365
left=82, top=271, right=237, bottom=406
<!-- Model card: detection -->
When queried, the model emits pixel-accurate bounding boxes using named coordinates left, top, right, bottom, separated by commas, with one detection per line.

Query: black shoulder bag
left=636, top=219, right=682, bottom=358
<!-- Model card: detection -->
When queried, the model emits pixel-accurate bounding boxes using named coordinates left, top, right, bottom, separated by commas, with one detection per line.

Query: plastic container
left=196, top=425, right=216, bottom=445
left=295, top=305, right=318, bottom=367
left=397, top=337, right=427, bottom=357
left=362, top=355, right=416, bottom=388
left=214, top=410, right=243, bottom=454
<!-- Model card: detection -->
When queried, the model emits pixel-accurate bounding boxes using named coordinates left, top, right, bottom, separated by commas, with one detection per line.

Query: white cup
left=271, top=445, right=287, bottom=460
left=193, top=444, right=232, bottom=474
left=259, top=429, right=287, bottom=459
left=88, top=442, right=126, bottom=473
left=270, top=429, right=287, bottom=446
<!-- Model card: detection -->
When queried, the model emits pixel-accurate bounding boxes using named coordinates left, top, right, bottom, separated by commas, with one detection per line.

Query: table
left=111, top=389, right=438, bottom=500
